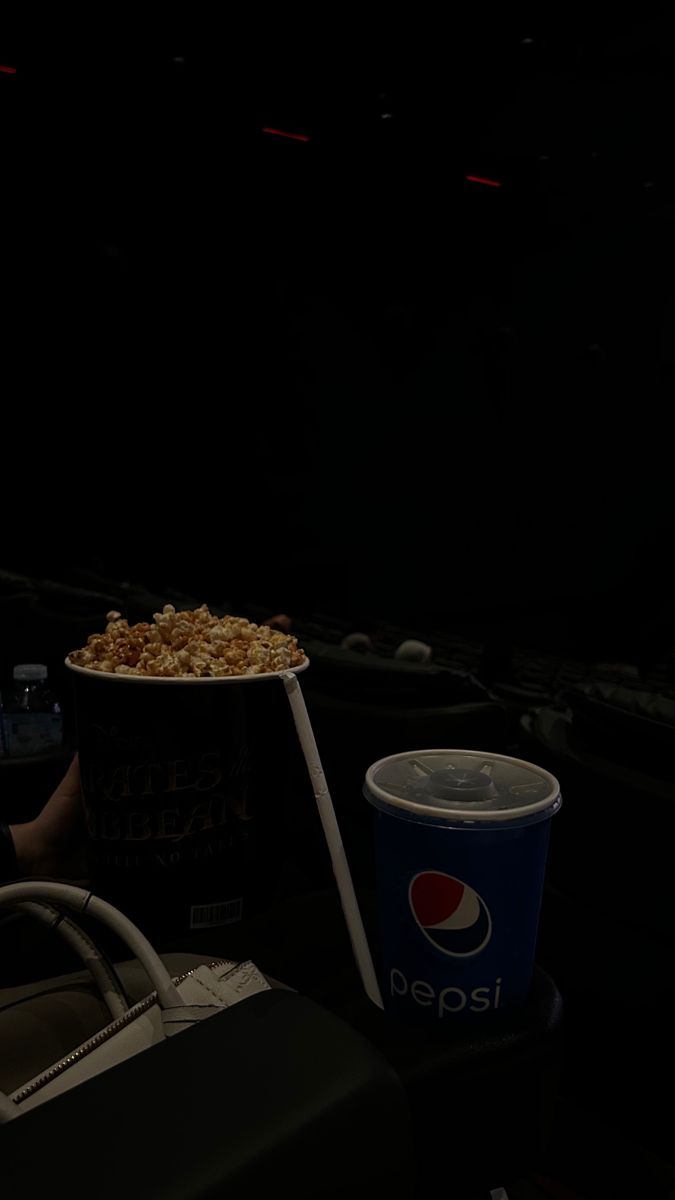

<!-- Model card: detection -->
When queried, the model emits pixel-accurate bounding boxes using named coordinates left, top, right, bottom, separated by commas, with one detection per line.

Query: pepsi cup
left=364, top=750, right=561, bottom=1024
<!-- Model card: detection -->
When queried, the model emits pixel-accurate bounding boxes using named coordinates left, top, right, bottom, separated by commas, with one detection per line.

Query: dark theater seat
left=2, top=989, right=414, bottom=1200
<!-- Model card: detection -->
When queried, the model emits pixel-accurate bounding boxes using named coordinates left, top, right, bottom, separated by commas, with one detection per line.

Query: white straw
left=282, top=671, right=383, bottom=1009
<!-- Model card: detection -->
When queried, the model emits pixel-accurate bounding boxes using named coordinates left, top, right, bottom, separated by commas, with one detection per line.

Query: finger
left=50, top=755, right=82, bottom=803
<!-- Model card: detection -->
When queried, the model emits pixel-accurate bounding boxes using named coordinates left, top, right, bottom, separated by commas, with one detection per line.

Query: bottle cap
left=13, top=664, right=48, bottom=682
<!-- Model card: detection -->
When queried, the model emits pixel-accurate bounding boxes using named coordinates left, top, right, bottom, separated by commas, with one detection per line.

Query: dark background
left=2, top=22, right=675, bottom=1194
left=2, top=14, right=674, bottom=652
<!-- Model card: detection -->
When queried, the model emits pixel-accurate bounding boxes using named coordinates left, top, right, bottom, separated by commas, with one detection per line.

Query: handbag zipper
left=11, top=960, right=230, bottom=1104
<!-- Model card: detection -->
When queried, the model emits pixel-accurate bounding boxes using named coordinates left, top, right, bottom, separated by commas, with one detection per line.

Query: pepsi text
left=390, top=968, right=502, bottom=1017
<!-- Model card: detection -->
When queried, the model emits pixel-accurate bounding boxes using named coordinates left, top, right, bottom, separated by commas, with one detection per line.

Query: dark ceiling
left=2, top=18, right=673, bottom=628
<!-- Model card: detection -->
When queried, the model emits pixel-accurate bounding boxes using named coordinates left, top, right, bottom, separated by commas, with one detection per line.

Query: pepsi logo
left=409, top=871, right=492, bottom=957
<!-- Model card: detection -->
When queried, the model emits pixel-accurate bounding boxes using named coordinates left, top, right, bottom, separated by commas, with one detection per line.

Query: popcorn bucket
left=66, top=658, right=309, bottom=940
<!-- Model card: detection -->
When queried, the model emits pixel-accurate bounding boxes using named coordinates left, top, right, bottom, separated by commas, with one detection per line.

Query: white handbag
left=0, top=880, right=270, bottom=1122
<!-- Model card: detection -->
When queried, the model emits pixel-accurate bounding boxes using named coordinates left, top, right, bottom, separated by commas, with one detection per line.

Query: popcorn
left=69, top=605, right=306, bottom=678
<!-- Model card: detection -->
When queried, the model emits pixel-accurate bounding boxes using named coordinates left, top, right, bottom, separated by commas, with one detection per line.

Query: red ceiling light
left=465, top=175, right=502, bottom=188
left=262, top=127, right=310, bottom=143
left=0, top=65, right=17, bottom=74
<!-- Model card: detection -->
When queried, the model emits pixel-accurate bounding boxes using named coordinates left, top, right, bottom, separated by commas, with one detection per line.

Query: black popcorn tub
left=66, top=658, right=310, bottom=939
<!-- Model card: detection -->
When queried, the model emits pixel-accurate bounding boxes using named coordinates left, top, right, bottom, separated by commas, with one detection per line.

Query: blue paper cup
left=364, top=750, right=561, bottom=1024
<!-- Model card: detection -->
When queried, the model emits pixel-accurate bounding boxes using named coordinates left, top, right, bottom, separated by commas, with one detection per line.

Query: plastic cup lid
left=364, top=749, right=561, bottom=823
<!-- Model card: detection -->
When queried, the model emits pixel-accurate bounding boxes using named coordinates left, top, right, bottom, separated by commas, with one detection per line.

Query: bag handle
left=11, top=901, right=128, bottom=1020
left=0, top=882, right=182, bottom=1011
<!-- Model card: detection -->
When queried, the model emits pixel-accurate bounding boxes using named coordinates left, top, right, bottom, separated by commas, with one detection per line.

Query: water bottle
left=3, top=664, right=63, bottom=758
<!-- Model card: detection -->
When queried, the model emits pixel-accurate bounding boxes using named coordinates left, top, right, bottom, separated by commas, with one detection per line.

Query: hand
left=10, top=756, right=89, bottom=881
